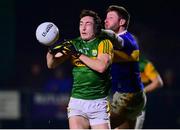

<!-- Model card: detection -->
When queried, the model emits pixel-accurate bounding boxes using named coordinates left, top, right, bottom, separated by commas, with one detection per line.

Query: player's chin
left=104, top=25, right=109, bottom=29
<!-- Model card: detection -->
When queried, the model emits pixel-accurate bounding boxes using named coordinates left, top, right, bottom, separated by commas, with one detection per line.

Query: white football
left=35, top=22, right=59, bottom=46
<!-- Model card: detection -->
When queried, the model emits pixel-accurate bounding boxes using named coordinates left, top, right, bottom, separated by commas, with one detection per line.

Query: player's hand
left=101, top=29, right=116, bottom=38
left=63, top=40, right=82, bottom=58
left=48, top=40, right=71, bottom=55
left=49, top=40, right=82, bottom=58
left=101, top=29, right=124, bottom=50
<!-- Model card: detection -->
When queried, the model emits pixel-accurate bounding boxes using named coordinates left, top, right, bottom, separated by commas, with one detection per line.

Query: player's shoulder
left=70, top=37, right=82, bottom=46
left=123, top=33, right=139, bottom=49
left=97, top=34, right=112, bottom=42
left=98, top=37, right=113, bottom=47
left=98, top=31, right=112, bottom=41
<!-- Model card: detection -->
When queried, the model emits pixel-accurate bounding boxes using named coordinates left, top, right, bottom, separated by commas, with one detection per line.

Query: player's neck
left=117, top=27, right=126, bottom=34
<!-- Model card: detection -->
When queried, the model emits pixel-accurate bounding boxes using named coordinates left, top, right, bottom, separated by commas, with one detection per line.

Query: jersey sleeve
left=144, top=62, right=159, bottom=81
left=98, top=39, right=113, bottom=57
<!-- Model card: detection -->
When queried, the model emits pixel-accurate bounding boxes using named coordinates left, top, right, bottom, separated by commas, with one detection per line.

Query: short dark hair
left=107, top=5, right=130, bottom=29
left=80, top=9, right=102, bottom=35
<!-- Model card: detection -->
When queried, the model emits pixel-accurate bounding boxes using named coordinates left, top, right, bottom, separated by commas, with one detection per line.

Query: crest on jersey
left=92, top=50, right=97, bottom=56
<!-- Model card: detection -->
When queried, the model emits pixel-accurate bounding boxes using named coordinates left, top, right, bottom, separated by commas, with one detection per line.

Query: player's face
left=105, top=11, right=120, bottom=32
left=79, top=16, right=96, bottom=41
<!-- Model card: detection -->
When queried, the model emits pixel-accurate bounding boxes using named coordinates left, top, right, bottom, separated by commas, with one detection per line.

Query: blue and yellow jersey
left=139, top=56, right=159, bottom=86
left=70, top=36, right=113, bottom=99
left=111, top=31, right=144, bottom=92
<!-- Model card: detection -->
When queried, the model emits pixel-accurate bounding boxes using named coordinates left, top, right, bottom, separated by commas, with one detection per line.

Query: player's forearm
left=101, top=29, right=124, bottom=49
left=144, top=76, right=163, bottom=93
left=46, top=52, right=64, bottom=69
left=144, top=83, right=158, bottom=93
left=79, top=54, right=111, bottom=73
left=46, top=52, right=57, bottom=69
left=113, top=49, right=139, bottom=62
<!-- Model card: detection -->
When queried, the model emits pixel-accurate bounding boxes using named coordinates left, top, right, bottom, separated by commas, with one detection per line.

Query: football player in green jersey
left=46, top=10, right=113, bottom=129
left=135, top=55, right=164, bottom=129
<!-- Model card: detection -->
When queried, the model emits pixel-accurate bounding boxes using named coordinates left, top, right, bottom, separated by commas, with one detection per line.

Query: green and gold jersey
left=139, top=56, right=159, bottom=86
left=70, top=36, right=113, bottom=99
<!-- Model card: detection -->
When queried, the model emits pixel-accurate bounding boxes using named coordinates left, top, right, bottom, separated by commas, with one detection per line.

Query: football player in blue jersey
left=104, top=5, right=146, bottom=129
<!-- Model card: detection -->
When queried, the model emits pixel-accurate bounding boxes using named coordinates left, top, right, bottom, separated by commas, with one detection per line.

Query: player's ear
left=119, top=19, right=126, bottom=26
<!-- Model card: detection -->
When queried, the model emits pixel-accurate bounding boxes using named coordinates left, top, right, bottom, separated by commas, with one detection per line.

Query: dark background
left=0, top=0, right=179, bottom=128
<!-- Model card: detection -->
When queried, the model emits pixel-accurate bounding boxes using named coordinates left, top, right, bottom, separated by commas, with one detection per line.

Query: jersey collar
left=117, top=30, right=127, bottom=36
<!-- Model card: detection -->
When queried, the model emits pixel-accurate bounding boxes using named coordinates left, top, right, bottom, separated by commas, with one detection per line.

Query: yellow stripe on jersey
left=113, top=50, right=139, bottom=62
left=98, top=39, right=113, bottom=56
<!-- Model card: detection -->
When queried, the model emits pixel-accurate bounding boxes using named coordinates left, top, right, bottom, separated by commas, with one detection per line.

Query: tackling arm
left=101, top=29, right=124, bottom=49
left=143, top=62, right=164, bottom=93
left=144, top=75, right=163, bottom=93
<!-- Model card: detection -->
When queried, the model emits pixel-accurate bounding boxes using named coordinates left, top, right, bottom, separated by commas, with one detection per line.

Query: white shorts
left=67, top=97, right=110, bottom=126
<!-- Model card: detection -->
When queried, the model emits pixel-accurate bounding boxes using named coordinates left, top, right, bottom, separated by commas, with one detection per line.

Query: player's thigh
left=69, top=115, right=90, bottom=129
left=110, top=110, right=126, bottom=129
left=91, top=122, right=111, bottom=129
left=115, top=119, right=136, bottom=129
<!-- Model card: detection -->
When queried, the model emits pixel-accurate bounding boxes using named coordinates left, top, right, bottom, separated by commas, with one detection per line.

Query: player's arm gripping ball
left=49, top=40, right=82, bottom=58
left=48, top=40, right=70, bottom=55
